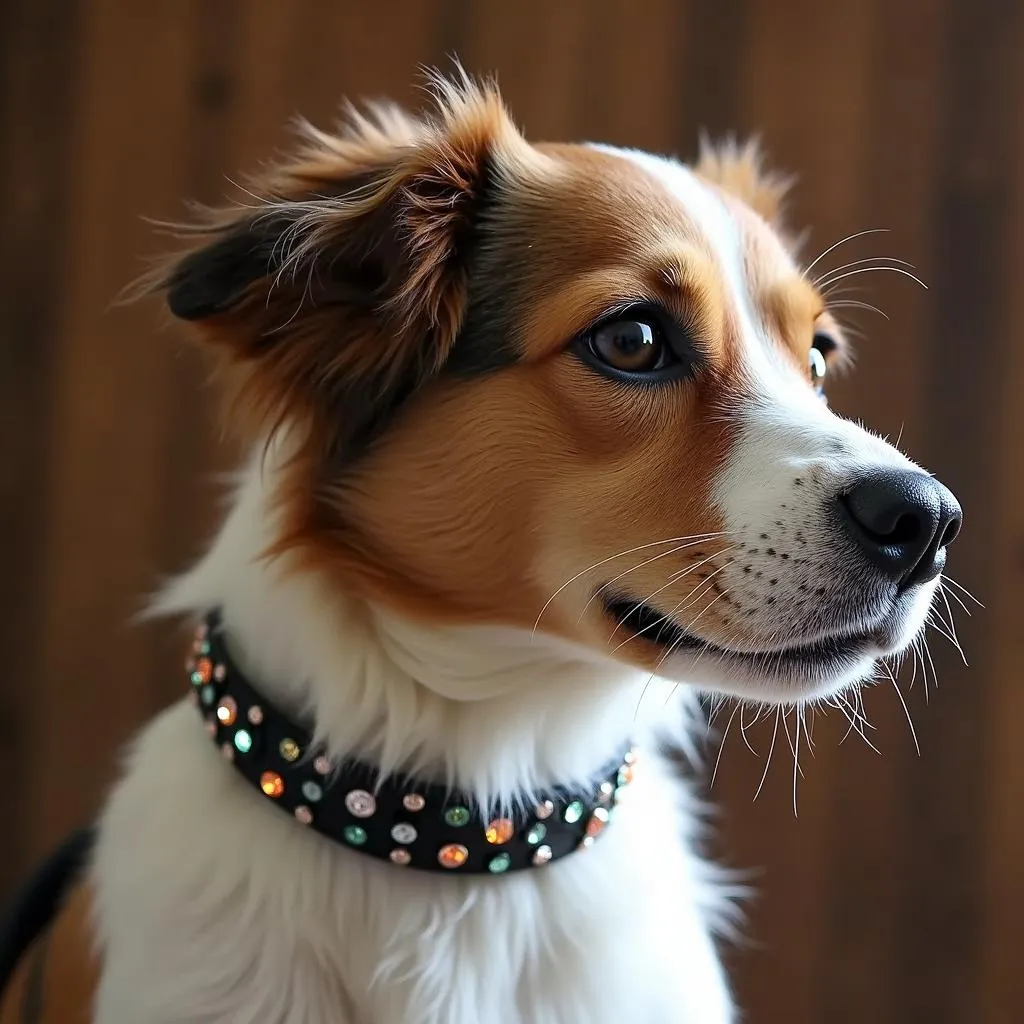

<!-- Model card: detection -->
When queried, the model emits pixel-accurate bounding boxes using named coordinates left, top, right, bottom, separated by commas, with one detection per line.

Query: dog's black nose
left=839, top=469, right=962, bottom=588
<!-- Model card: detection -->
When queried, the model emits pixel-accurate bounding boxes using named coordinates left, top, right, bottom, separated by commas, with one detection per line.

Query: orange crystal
left=485, top=818, right=515, bottom=845
left=260, top=771, right=285, bottom=798
left=437, top=843, right=469, bottom=869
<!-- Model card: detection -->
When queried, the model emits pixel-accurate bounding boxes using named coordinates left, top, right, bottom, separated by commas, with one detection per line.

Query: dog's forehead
left=512, top=143, right=817, bottom=380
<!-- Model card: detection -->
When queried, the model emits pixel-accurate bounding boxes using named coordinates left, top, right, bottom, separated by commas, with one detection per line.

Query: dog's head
left=153, top=75, right=961, bottom=704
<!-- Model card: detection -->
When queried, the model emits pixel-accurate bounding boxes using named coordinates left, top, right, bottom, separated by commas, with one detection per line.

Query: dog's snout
left=838, top=469, right=962, bottom=589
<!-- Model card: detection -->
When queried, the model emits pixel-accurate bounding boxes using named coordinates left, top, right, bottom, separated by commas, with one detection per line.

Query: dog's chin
left=602, top=589, right=932, bottom=703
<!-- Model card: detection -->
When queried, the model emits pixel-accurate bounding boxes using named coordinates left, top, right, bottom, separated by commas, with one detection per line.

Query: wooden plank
left=675, top=0, right=752, bottom=143
left=448, top=0, right=591, bottom=140
left=0, top=0, right=83, bottom=900
left=893, top=0, right=1020, bottom=1020
left=977, top=6, right=1024, bottom=1016
left=566, top=0, right=686, bottom=152
left=27, top=0, right=210, bottom=857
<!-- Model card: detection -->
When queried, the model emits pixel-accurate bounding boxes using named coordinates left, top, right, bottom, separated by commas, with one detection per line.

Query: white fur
left=91, top=446, right=737, bottom=1023
left=597, top=147, right=940, bottom=702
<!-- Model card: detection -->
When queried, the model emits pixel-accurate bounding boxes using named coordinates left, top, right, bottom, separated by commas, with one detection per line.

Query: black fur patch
left=0, top=827, right=95, bottom=1006
left=166, top=217, right=289, bottom=321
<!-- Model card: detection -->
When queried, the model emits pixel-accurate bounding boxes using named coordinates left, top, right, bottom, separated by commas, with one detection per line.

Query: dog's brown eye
left=589, top=318, right=666, bottom=373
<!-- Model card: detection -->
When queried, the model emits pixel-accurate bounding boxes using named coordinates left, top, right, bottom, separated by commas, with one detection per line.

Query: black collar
left=188, top=611, right=635, bottom=875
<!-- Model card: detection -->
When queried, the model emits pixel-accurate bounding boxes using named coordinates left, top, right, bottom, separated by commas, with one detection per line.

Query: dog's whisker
left=914, top=635, right=930, bottom=701
left=753, top=707, right=781, bottom=801
left=802, top=227, right=891, bottom=276
left=632, top=626, right=694, bottom=721
left=710, top=703, right=741, bottom=789
left=921, top=633, right=941, bottom=693
left=660, top=681, right=682, bottom=710
left=679, top=592, right=732, bottom=671
left=578, top=539, right=720, bottom=623
left=607, top=550, right=731, bottom=642
left=824, top=298, right=890, bottom=320
left=665, top=550, right=730, bottom=584
left=532, top=532, right=728, bottom=637
left=853, top=687, right=875, bottom=731
left=801, top=704, right=816, bottom=756
left=779, top=707, right=804, bottom=782
left=939, top=582, right=973, bottom=618
left=926, top=611, right=968, bottom=666
left=833, top=695, right=860, bottom=746
left=821, top=265, right=928, bottom=292
left=791, top=709, right=802, bottom=817
left=631, top=674, right=658, bottom=723
left=934, top=585, right=968, bottom=661
left=609, top=559, right=733, bottom=654
left=835, top=690, right=882, bottom=755
left=705, top=694, right=726, bottom=730
left=739, top=704, right=761, bottom=757
left=940, top=573, right=984, bottom=608
left=813, top=255, right=917, bottom=290
left=884, top=662, right=920, bottom=756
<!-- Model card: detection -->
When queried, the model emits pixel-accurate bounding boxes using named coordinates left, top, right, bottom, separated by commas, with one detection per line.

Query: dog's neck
left=154, top=449, right=693, bottom=809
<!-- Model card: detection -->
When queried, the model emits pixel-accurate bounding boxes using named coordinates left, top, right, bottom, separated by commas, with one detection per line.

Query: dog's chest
left=90, top=704, right=732, bottom=1023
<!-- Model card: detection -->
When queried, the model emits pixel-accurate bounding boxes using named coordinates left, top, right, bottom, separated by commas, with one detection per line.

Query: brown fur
left=0, top=885, right=96, bottom=1024
left=695, top=135, right=792, bottom=229
left=144, top=74, right=837, bottom=672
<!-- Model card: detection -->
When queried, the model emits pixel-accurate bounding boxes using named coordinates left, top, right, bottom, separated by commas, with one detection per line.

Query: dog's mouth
left=602, top=595, right=884, bottom=672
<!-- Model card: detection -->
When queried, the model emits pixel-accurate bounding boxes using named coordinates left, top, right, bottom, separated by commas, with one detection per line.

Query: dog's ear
left=149, top=75, right=533, bottom=459
left=694, top=135, right=794, bottom=231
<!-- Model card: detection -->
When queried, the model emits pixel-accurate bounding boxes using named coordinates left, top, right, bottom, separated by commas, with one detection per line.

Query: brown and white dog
left=2, top=74, right=962, bottom=1023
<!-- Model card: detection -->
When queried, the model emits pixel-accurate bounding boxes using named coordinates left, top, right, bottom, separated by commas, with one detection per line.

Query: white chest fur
left=89, top=454, right=735, bottom=1023
left=91, top=703, right=733, bottom=1024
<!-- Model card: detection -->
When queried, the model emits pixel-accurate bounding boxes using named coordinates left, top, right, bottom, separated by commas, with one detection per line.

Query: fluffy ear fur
left=148, top=75, right=532, bottom=460
left=694, top=135, right=793, bottom=229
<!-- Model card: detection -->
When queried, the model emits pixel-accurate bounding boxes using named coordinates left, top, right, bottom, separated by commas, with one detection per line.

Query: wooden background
left=2, top=1, right=1022, bottom=1021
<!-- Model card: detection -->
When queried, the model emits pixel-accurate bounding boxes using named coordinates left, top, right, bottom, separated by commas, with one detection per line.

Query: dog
left=0, top=73, right=961, bottom=1023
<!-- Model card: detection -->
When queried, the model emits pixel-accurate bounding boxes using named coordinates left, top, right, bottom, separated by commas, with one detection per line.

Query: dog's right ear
left=145, top=75, right=539, bottom=459
left=694, top=135, right=794, bottom=233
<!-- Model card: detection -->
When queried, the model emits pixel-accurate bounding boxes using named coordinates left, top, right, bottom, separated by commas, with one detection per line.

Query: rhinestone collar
left=187, top=611, right=635, bottom=874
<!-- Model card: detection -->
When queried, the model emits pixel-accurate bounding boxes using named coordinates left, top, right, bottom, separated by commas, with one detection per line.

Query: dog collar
left=187, top=611, right=635, bottom=875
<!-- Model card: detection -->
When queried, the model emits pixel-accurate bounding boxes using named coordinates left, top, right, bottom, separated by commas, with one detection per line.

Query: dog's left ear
left=148, top=75, right=536, bottom=458
left=694, top=136, right=793, bottom=231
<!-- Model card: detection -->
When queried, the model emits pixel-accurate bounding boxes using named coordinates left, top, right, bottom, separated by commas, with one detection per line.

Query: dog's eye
left=812, top=330, right=839, bottom=357
left=575, top=304, right=698, bottom=383
left=809, top=343, right=828, bottom=395
left=585, top=314, right=672, bottom=374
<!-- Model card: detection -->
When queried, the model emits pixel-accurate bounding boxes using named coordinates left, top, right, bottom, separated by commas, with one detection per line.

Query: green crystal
left=526, top=823, right=547, bottom=845
left=444, top=806, right=470, bottom=827
left=488, top=853, right=511, bottom=874
left=199, top=641, right=211, bottom=655
left=563, top=799, right=585, bottom=824
left=200, top=684, right=216, bottom=706
left=343, top=825, right=367, bottom=846
left=190, top=671, right=203, bottom=686
left=233, top=729, right=253, bottom=754
left=301, top=781, right=323, bottom=803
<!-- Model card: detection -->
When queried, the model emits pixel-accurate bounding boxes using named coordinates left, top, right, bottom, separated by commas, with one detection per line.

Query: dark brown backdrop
left=3, top=2, right=1022, bottom=1022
